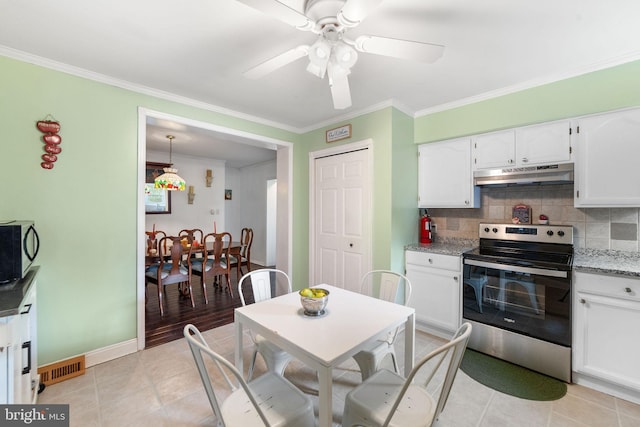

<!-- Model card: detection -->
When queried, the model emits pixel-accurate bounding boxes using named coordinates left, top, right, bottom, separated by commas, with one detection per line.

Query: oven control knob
left=492, top=227, right=498, bottom=233
left=558, top=230, right=565, bottom=237
left=484, top=227, right=490, bottom=233
left=547, top=230, right=554, bottom=236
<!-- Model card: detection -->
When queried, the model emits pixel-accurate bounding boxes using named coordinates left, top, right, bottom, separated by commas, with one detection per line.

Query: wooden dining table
left=234, top=284, right=416, bottom=427
left=145, top=241, right=243, bottom=267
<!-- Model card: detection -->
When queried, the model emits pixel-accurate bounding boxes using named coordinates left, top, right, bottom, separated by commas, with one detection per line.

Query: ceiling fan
left=238, top=0, right=444, bottom=109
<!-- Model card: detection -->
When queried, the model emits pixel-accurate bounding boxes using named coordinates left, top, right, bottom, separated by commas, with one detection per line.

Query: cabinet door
left=574, top=291, right=640, bottom=390
left=573, top=272, right=640, bottom=391
left=516, top=120, right=572, bottom=166
left=472, top=130, right=515, bottom=170
left=418, top=138, right=479, bottom=208
left=405, top=263, right=460, bottom=335
left=575, top=108, right=640, bottom=206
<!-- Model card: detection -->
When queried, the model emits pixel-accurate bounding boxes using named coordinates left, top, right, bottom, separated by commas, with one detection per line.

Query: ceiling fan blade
left=244, top=45, right=309, bottom=79
left=354, top=35, right=445, bottom=63
left=338, top=0, right=385, bottom=27
left=328, top=63, right=352, bottom=109
left=236, top=0, right=314, bottom=31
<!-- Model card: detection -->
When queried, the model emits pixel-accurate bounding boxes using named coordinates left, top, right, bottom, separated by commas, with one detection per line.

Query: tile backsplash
left=427, top=184, right=640, bottom=252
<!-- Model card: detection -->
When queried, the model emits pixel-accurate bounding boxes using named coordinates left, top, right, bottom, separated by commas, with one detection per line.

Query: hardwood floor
left=144, top=263, right=263, bottom=348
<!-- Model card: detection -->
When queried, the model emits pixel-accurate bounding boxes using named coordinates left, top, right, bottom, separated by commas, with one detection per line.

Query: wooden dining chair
left=178, top=228, right=204, bottom=248
left=190, top=232, right=229, bottom=304
left=145, top=235, right=195, bottom=316
left=230, top=227, right=253, bottom=281
left=201, top=232, right=234, bottom=297
left=145, top=229, right=166, bottom=256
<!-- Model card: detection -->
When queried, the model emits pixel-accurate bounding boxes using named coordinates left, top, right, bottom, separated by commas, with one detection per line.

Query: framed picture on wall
left=145, top=162, right=172, bottom=214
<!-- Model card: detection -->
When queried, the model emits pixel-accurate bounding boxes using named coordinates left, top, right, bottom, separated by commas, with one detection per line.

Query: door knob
left=349, top=243, right=353, bottom=248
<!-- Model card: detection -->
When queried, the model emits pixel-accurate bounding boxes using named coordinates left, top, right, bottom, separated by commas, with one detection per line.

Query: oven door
left=462, top=257, right=571, bottom=346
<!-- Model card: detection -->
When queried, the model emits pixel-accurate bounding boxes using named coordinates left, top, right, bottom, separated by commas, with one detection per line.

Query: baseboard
left=85, top=338, right=138, bottom=368
left=573, top=372, right=640, bottom=405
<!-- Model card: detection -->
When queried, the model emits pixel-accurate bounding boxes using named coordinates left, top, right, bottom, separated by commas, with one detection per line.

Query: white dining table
left=234, top=284, right=415, bottom=427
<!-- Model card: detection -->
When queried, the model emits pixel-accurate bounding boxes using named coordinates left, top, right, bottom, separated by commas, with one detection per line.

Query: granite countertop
left=573, top=249, right=640, bottom=278
left=405, top=238, right=478, bottom=257
left=0, top=266, right=39, bottom=317
left=406, top=240, right=640, bottom=279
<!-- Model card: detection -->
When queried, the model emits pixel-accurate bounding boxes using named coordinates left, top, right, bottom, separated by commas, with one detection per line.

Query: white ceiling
left=2, top=0, right=640, bottom=163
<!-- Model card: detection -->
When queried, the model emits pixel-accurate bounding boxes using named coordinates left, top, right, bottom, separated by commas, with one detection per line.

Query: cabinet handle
left=453, top=276, right=459, bottom=282
left=22, top=341, right=31, bottom=375
left=465, top=200, right=469, bottom=205
left=428, top=258, right=433, bottom=264
left=625, top=287, right=632, bottom=293
left=579, top=298, right=586, bottom=304
left=522, top=157, right=529, bottom=163
left=508, top=159, right=513, bottom=164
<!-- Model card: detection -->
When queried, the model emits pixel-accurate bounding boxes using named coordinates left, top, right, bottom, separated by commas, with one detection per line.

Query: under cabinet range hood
left=473, top=163, right=574, bottom=186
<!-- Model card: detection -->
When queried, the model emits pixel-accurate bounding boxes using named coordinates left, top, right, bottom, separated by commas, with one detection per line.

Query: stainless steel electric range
left=462, top=223, right=574, bottom=382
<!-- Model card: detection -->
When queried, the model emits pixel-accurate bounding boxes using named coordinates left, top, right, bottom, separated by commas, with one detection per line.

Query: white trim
left=137, top=107, right=294, bottom=350
left=0, top=46, right=300, bottom=134
left=414, top=52, right=640, bottom=117
left=4, top=44, right=639, bottom=133
left=308, top=139, right=374, bottom=285
left=85, top=339, right=138, bottom=368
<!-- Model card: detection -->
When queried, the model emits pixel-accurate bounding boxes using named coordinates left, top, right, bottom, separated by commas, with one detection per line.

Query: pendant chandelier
left=154, top=135, right=186, bottom=191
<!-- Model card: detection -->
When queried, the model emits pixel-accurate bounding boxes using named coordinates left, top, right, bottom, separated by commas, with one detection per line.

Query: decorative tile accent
left=611, top=223, right=638, bottom=241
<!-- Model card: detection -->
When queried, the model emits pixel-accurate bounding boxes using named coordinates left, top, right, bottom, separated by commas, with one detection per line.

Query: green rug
left=460, top=349, right=567, bottom=401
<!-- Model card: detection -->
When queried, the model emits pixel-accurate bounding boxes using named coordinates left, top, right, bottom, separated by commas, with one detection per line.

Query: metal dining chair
left=183, top=324, right=315, bottom=427
left=238, top=268, right=293, bottom=381
left=353, top=270, right=413, bottom=381
left=343, top=322, right=472, bottom=427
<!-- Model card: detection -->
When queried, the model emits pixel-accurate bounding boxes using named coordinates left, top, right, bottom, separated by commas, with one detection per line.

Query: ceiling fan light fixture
left=307, top=38, right=332, bottom=78
left=309, top=38, right=332, bottom=62
left=332, top=42, right=357, bottom=69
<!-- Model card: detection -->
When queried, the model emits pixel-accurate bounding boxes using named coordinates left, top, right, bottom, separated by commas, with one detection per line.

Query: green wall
left=0, top=56, right=298, bottom=364
left=296, top=108, right=396, bottom=285
left=3, top=52, right=639, bottom=366
left=414, top=60, right=640, bottom=143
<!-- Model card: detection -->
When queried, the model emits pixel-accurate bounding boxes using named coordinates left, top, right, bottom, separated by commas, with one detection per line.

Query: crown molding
left=414, top=52, right=640, bottom=118
left=0, top=45, right=301, bottom=134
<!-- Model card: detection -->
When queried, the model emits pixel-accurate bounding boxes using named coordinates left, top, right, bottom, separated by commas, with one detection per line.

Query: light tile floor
left=39, top=323, right=640, bottom=427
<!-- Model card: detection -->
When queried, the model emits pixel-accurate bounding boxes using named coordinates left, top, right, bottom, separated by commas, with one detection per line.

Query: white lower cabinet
left=573, top=271, right=640, bottom=401
left=405, top=251, right=460, bottom=338
left=0, top=275, right=38, bottom=404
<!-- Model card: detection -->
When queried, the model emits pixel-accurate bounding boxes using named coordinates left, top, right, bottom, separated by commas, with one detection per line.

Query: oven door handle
left=464, top=258, right=568, bottom=278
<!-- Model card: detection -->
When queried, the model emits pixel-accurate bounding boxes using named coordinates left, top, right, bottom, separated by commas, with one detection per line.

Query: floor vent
left=38, top=355, right=86, bottom=386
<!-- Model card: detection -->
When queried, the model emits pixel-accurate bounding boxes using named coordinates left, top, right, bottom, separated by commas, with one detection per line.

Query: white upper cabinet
left=516, top=120, right=573, bottom=166
left=418, top=138, right=480, bottom=208
left=473, top=120, right=572, bottom=170
left=574, top=107, right=640, bottom=207
left=472, top=129, right=516, bottom=169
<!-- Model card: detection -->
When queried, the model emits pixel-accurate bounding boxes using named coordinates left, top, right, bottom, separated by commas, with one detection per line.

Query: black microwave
left=0, top=220, right=40, bottom=283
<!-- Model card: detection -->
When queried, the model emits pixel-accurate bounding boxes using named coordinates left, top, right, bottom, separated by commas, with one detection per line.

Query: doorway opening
left=137, top=107, right=293, bottom=350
